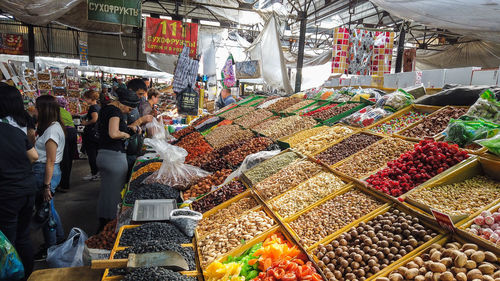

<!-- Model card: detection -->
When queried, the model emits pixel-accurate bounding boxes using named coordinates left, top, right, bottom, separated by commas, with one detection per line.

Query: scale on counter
left=131, top=199, right=177, bottom=222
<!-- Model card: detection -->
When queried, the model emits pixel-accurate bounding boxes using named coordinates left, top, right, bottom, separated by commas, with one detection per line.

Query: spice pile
left=366, top=140, right=469, bottom=197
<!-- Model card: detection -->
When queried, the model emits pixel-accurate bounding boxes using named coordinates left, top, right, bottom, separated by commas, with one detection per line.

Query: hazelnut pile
left=315, top=208, right=437, bottom=281
left=401, top=107, right=468, bottom=139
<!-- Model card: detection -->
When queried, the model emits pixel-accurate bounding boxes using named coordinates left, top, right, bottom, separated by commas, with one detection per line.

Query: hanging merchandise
left=235, top=60, right=261, bottom=79
left=176, top=84, right=199, bottom=116
left=331, top=27, right=394, bottom=75
left=221, top=54, right=236, bottom=89
left=172, top=46, right=200, bottom=94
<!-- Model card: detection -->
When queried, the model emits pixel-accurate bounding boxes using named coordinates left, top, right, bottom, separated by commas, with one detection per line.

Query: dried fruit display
left=304, top=103, right=358, bottom=121
left=369, top=111, right=429, bottom=135
left=119, top=222, right=191, bottom=247
left=281, top=99, right=316, bottom=113
left=366, top=140, right=469, bottom=197
left=243, top=151, right=300, bottom=185
left=295, top=126, right=354, bottom=155
left=224, top=137, right=273, bottom=166
left=191, top=181, right=246, bottom=213
left=467, top=204, right=500, bottom=245
left=85, top=219, right=117, bottom=250
left=315, top=133, right=381, bottom=166
left=284, top=126, right=328, bottom=147
left=334, top=137, right=415, bottom=179
left=407, top=175, right=500, bottom=216
left=315, top=208, right=437, bottom=280
left=255, top=115, right=318, bottom=141
left=378, top=242, right=499, bottom=281
left=205, top=125, right=254, bottom=149
left=234, top=109, right=273, bottom=128
left=269, top=172, right=346, bottom=218
left=254, top=159, right=322, bottom=201
left=289, top=189, right=383, bottom=247
left=401, top=106, right=468, bottom=138
left=266, top=97, right=303, bottom=112
left=183, top=169, right=233, bottom=200
left=219, top=106, right=255, bottom=120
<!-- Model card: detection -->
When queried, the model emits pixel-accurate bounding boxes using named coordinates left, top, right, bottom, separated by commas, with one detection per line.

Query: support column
left=395, top=22, right=406, bottom=73
left=27, top=24, right=35, bottom=63
left=294, top=11, right=307, bottom=93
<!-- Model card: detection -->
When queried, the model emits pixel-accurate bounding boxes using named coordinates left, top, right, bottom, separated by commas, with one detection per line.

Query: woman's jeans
left=33, top=163, right=65, bottom=247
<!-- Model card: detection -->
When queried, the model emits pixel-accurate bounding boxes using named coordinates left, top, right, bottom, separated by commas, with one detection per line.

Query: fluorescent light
left=160, top=15, right=172, bottom=20
left=200, top=20, right=220, bottom=27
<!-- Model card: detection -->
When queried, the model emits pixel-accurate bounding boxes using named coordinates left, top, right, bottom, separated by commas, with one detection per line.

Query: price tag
left=431, top=208, right=456, bottom=233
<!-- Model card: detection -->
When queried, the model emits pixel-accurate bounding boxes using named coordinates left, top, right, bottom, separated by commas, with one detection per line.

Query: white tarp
left=369, top=0, right=500, bottom=42
left=0, top=0, right=82, bottom=25
left=246, top=16, right=293, bottom=93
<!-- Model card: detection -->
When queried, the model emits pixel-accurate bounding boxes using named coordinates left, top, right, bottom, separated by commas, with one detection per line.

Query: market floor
left=32, top=159, right=100, bottom=270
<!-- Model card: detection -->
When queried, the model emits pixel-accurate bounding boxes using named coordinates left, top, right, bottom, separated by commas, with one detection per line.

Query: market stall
left=87, top=87, right=500, bottom=281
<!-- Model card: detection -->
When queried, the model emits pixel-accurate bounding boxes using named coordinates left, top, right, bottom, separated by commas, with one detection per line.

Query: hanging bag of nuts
left=169, top=209, right=203, bottom=237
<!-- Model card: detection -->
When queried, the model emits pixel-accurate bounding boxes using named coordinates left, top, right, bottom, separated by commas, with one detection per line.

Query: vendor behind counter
left=215, top=88, right=236, bottom=110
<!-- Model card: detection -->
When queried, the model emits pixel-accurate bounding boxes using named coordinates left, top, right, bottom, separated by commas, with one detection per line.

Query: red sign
left=144, top=17, right=198, bottom=57
left=0, top=34, right=23, bottom=55
left=431, top=209, right=456, bottom=233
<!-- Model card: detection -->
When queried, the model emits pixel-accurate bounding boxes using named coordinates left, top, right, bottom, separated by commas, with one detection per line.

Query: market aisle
left=32, top=159, right=100, bottom=270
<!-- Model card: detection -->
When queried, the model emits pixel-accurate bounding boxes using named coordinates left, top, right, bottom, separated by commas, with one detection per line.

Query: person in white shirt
left=32, top=95, right=66, bottom=257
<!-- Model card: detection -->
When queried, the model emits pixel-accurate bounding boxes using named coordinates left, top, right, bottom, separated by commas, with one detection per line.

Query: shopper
left=57, top=98, right=77, bottom=191
left=81, top=90, right=101, bottom=181
left=216, top=88, right=236, bottom=110
left=33, top=95, right=65, bottom=257
left=0, top=83, right=38, bottom=278
left=96, top=88, right=139, bottom=232
left=139, top=88, right=159, bottom=117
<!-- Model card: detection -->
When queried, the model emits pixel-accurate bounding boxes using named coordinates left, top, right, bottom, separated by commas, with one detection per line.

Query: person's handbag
left=125, top=132, right=144, bottom=156
left=33, top=192, right=50, bottom=225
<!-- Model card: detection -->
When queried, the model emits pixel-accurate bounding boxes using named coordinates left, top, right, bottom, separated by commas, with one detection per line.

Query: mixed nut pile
left=401, top=107, right=468, bottom=139
left=315, top=133, right=382, bottom=166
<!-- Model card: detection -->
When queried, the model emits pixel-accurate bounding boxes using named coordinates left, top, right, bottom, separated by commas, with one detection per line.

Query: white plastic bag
left=46, top=228, right=90, bottom=268
left=218, top=150, right=281, bottom=188
left=169, top=209, right=203, bottom=237
left=145, top=118, right=176, bottom=142
left=142, top=138, right=211, bottom=190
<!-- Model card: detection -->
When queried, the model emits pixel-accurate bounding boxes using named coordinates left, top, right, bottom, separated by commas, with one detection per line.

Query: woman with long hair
left=33, top=95, right=66, bottom=256
left=81, top=90, right=101, bottom=181
left=0, top=83, right=38, bottom=278
left=96, top=88, right=139, bottom=231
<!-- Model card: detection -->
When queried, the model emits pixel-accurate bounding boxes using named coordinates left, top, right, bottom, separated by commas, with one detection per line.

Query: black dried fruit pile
left=123, top=267, right=196, bottom=281
left=129, top=172, right=154, bottom=191
left=195, top=116, right=222, bottom=132
left=191, top=181, right=246, bottom=213
left=119, top=222, right=191, bottom=247
left=114, top=241, right=195, bottom=270
left=124, top=183, right=181, bottom=205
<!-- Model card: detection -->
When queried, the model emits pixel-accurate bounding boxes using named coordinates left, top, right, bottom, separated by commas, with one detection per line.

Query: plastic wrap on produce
left=219, top=150, right=281, bottom=187
left=416, top=85, right=500, bottom=106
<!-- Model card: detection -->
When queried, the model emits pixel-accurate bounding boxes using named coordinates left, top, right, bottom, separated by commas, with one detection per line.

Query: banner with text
left=0, top=34, right=23, bottom=55
left=79, top=40, right=88, bottom=66
left=88, top=0, right=141, bottom=27
left=144, top=17, right=198, bottom=58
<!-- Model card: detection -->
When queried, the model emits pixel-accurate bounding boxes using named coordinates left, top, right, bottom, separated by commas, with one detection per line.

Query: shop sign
left=87, top=0, right=141, bottom=27
left=79, top=40, right=88, bottom=66
left=431, top=209, right=456, bottom=233
left=144, top=17, right=198, bottom=58
left=0, top=34, right=23, bottom=55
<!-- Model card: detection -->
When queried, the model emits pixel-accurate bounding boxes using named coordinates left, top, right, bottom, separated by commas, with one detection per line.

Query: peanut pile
left=334, top=137, right=415, bottom=179
left=295, top=126, right=354, bottom=155
left=254, top=159, right=322, bottom=201
left=269, top=172, right=346, bottom=218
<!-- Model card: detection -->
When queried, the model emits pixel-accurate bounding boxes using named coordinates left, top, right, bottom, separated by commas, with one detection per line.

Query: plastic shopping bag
left=169, top=209, right=203, bottom=237
left=219, top=150, right=281, bottom=187
left=444, top=118, right=500, bottom=147
left=466, top=89, right=500, bottom=122
left=0, top=230, right=24, bottom=280
left=142, top=138, right=211, bottom=191
left=145, top=117, right=176, bottom=142
left=478, top=132, right=500, bottom=156
left=375, top=89, right=414, bottom=112
left=46, top=228, right=90, bottom=268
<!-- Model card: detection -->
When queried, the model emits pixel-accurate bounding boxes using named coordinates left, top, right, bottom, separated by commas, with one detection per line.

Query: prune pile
left=123, top=267, right=196, bottom=281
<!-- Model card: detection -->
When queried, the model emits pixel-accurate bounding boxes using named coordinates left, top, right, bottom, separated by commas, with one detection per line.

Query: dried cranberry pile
left=366, top=140, right=469, bottom=197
